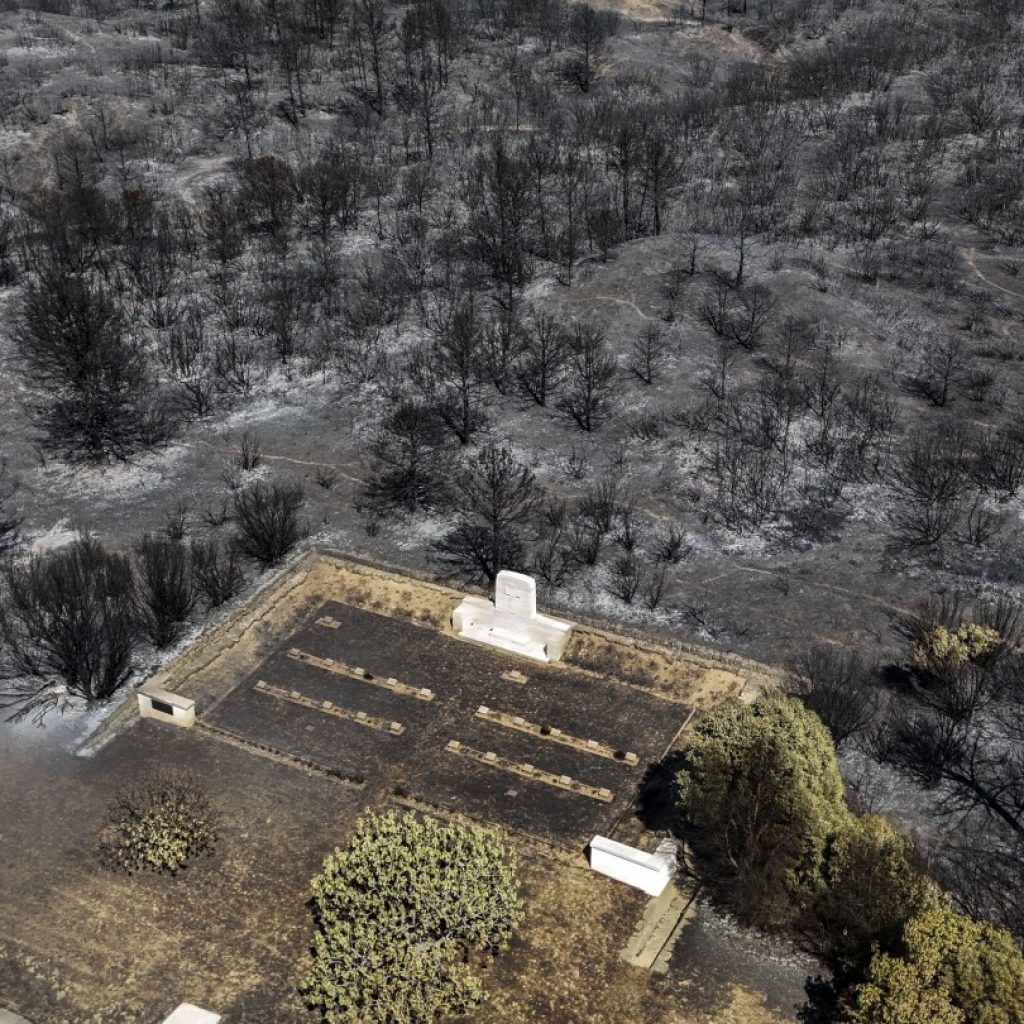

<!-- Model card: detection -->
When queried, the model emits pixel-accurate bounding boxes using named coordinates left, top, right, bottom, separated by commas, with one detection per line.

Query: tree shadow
left=797, top=975, right=839, bottom=1023
left=634, top=751, right=688, bottom=832
left=878, top=662, right=916, bottom=698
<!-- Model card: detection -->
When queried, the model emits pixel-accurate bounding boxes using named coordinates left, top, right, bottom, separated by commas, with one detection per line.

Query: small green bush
left=912, top=623, right=1001, bottom=672
left=845, top=900, right=1024, bottom=1024
left=100, top=772, right=218, bottom=876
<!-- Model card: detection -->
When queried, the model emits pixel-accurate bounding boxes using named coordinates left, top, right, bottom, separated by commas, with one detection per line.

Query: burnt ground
left=0, top=720, right=367, bottom=1024
left=205, top=600, right=690, bottom=847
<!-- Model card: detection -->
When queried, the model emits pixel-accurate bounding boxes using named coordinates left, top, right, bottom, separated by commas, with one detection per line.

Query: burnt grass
left=0, top=720, right=368, bottom=1024
left=206, top=600, right=691, bottom=846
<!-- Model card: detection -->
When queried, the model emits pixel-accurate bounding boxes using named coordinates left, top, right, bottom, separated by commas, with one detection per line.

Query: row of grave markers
left=250, top=675, right=632, bottom=805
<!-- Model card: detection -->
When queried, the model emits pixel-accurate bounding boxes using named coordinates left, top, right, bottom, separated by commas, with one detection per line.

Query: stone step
left=619, top=881, right=700, bottom=973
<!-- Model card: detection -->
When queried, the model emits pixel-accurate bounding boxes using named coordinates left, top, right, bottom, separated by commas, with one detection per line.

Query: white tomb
left=452, top=571, right=574, bottom=663
left=138, top=683, right=196, bottom=728
left=160, top=1005, right=221, bottom=1024
left=588, top=835, right=678, bottom=897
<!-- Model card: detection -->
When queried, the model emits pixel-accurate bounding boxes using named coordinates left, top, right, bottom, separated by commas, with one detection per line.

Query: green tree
left=845, top=902, right=1024, bottom=1024
left=811, top=815, right=932, bottom=979
left=303, top=810, right=524, bottom=1024
left=675, top=696, right=848, bottom=926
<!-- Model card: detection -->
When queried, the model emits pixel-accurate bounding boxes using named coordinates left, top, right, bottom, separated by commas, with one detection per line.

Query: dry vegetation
left=486, top=852, right=793, bottom=1024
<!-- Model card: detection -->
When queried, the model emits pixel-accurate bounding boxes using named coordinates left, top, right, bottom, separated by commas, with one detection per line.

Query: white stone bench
left=588, top=835, right=678, bottom=897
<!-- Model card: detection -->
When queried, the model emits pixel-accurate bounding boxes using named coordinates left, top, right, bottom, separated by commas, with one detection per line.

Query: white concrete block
left=138, top=686, right=196, bottom=728
left=589, top=835, right=678, bottom=897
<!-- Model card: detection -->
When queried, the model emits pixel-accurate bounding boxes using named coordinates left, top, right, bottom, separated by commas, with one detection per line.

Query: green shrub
left=845, top=901, right=1024, bottom=1024
left=303, top=810, right=523, bottom=1024
left=912, top=623, right=1001, bottom=673
left=100, top=771, right=218, bottom=875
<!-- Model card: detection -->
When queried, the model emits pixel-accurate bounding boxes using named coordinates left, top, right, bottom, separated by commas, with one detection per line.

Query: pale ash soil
left=0, top=14, right=1022, bottom=671
left=0, top=232, right=955, bottom=668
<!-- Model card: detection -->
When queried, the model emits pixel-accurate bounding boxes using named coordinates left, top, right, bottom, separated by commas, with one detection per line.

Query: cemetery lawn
left=0, top=555, right=804, bottom=1023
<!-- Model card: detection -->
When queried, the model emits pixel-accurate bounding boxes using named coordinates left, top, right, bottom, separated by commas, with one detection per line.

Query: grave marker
left=452, top=571, right=574, bottom=662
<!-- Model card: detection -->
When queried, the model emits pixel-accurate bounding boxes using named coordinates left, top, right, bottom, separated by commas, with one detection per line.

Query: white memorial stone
left=588, top=835, right=678, bottom=897
left=451, top=571, right=574, bottom=662
left=495, top=572, right=537, bottom=617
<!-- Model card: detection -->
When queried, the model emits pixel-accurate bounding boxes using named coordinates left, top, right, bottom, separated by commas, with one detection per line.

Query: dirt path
left=963, top=247, right=1024, bottom=301
left=584, top=294, right=660, bottom=322
left=205, top=433, right=909, bottom=626
left=720, top=562, right=909, bottom=616
left=192, top=437, right=365, bottom=485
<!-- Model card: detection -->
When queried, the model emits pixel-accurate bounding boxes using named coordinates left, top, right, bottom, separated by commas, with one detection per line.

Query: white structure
left=0, top=1010, right=34, bottom=1024
left=588, top=835, right=678, bottom=897
left=160, top=1006, right=221, bottom=1024
left=138, top=683, right=196, bottom=728
left=452, top=571, right=574, bottom=662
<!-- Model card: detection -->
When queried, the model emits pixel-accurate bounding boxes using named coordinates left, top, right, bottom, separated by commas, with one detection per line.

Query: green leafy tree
left=303, top=811, right=524, bottom=1024
left=845, top=902, right=1024, bottom=1024
left=675, top=696, right=848, bottom=926
left=811, top=815, right=932, bottom=979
